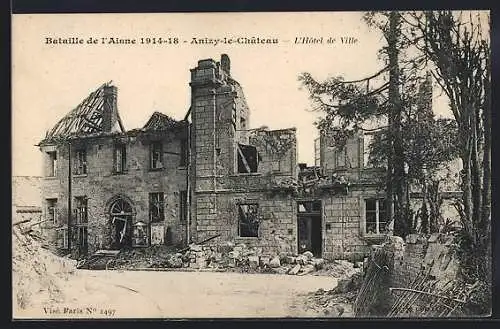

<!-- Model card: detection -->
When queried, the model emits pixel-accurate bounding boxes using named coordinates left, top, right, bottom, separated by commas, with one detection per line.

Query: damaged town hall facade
left=38, top=54, right=398, bottom=261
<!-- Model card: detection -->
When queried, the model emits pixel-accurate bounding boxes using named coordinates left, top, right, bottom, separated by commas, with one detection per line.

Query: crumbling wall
left=354, top=233, right=461, bottom=317
left=195, top=192, right=297, bottom=256
left=39, top=130, right=188, bottom=255
left=249, top=128, right=297, bottom=176
left=322, top=195, right=367, bottom=261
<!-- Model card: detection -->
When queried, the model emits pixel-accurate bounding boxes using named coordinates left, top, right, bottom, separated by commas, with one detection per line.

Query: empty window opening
left=114, top=144, right=127, bottom=173
left=179, top=190, right=188, bottom=222
left=56, top=227, right=68, bottom=249
left=74, top=149, right=87, bottom=175
left=74, top=196, right=88, bottom=225
left=46, top=198, right=58, bottom=224
left=150, top=142, right=163, bottom=170
left=365, top=198, right=388, bottom=235
left=240, top=117, right=247, bottom=130
left=47, top=151, right=57, bottom=177
left=149, top=192, right=165, bottom=223
left=237, top=143, right=258, bottom=173
left=297, top=200, right=322, bottom=214
left=238, top=204, right=259, bottom=237
left=336, top=147, right=346, bottom=168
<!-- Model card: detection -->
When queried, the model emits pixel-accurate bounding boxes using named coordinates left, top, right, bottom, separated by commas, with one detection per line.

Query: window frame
left=74, top=196, right=88, bottom=225
left=364, top=198, right=389, bottom=236
left=114, top=143, right=127, bottom=174
left=74, top=148, right=88, bottom=175
left=150, top=141, right=164, bottom=170
left=236, top=143, right=259, bottom=174
left=336, top=146, right=347, bottom=168
left=149, top=192, right=165, bottom=223
left=237, top=203, right=260, bottom=238
left=47, top=151, right=57, bottom=177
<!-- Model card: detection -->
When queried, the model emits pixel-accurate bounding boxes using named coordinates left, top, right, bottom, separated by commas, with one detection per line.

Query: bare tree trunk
left=388, top=11, right=408, bottom=238
left=481, top=61, right=491, bottom=285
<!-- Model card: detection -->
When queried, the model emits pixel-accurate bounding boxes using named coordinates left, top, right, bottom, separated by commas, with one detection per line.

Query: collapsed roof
left=41, top=82, right=125, bottom=144
left=142, top=112, right=184, bottom=131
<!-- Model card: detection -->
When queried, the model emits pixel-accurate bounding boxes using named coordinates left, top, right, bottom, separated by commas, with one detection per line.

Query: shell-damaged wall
left=190, top=55, right=299, bottom=251
left=39, top=127, right=188, bottom=255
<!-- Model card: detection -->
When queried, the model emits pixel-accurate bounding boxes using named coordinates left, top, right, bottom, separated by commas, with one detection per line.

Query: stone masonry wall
left=39, top=131, right=187, bottom=254
left=195, top=192, right=297, bottom=256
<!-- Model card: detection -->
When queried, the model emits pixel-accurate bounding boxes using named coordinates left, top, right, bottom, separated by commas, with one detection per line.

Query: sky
left=12, top=12, right=455, bottom=177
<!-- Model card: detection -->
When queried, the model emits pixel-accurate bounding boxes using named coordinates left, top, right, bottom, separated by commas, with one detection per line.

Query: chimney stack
left=102, top=84, right=118, bottom=132
left=221, top=54, right=231, bottom=76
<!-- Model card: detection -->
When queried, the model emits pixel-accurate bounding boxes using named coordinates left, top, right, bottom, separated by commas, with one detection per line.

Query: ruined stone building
left=38, top=54, right=457, bottom=261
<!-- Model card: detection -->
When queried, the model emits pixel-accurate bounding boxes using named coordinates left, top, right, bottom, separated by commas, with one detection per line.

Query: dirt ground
left=13, top=226, right=353, bottom=319
left=14, top=269, right=338, bottom=318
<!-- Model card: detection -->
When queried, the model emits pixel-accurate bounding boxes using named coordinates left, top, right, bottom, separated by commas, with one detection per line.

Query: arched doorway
left=109, top=197, right=134, bottom=249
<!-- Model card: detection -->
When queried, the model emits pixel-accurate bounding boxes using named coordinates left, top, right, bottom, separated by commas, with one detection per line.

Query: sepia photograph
left=11, top=11, right=491, bottom=319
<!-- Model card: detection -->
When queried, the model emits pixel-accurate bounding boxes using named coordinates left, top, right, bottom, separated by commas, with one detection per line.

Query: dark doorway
left=297, top=200, right=322, bottom=257
left=109, top=198, right=133, bottom=249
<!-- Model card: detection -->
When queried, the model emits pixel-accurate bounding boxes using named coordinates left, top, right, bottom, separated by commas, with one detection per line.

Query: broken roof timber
left=40, top=82, right=125, bottom=145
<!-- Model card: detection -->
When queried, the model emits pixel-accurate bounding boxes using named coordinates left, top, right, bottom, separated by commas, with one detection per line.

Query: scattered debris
left=12, top=219, right=77, bottom=310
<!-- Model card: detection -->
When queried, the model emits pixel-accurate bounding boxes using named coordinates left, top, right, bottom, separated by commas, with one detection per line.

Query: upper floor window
left=150, top=142, right=163, bottom=170
left=336, top=147, right=346, bottom=168
left=237, top=144, right=258, bottom=173
left=46, top=151, right=57, bottom=177
left=46, top=198, right=58, bottom=224
left=298, top=200, right=322, bottom=214
left=74, top=196, right=88, bottom=225
left=365, top=198, right=388, bottom=235
left=114, top=144, right=127, bottom=173
left=149, top=192, right=165, bottom=222
left=238, top=203, right=259, bottom=237
left=74, top=149, right=87, bottom=175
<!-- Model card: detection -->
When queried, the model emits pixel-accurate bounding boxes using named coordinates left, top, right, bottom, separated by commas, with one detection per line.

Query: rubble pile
left=183, top=243, right=332, bottom=275
left=78, top=240, right=365, bottom=279
left=12, top=222, right=77, bottom=310
left=303, top=269, right=365, bottom=317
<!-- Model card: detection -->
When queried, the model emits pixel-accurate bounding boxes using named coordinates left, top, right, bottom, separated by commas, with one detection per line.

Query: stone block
left=298, top=264, right=315, bottom=276
left=259, top=256, right=270, bottom=267
left=269, top=256, right=281, bottom=268
left=296, top=255, right=308, bottom=265
left=289, top=264, right=301, bottom=275
left=311, top=258, right=325, bottom=270
left=302, top=251, right=314, bottom=260
left=247, top=256, right=258, bottom=269
left=286, top=256, right=297, bottom=265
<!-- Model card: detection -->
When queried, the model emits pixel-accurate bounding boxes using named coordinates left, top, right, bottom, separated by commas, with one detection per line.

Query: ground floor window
left=365, top=198, right=388, bottom=235
left=76, top=226, right=88, bottom=252
left=238, top=204, right=259, bottom=237
left=56, top=227, right=68, bottom=249
left=149, top=192, right=165, bottom=223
